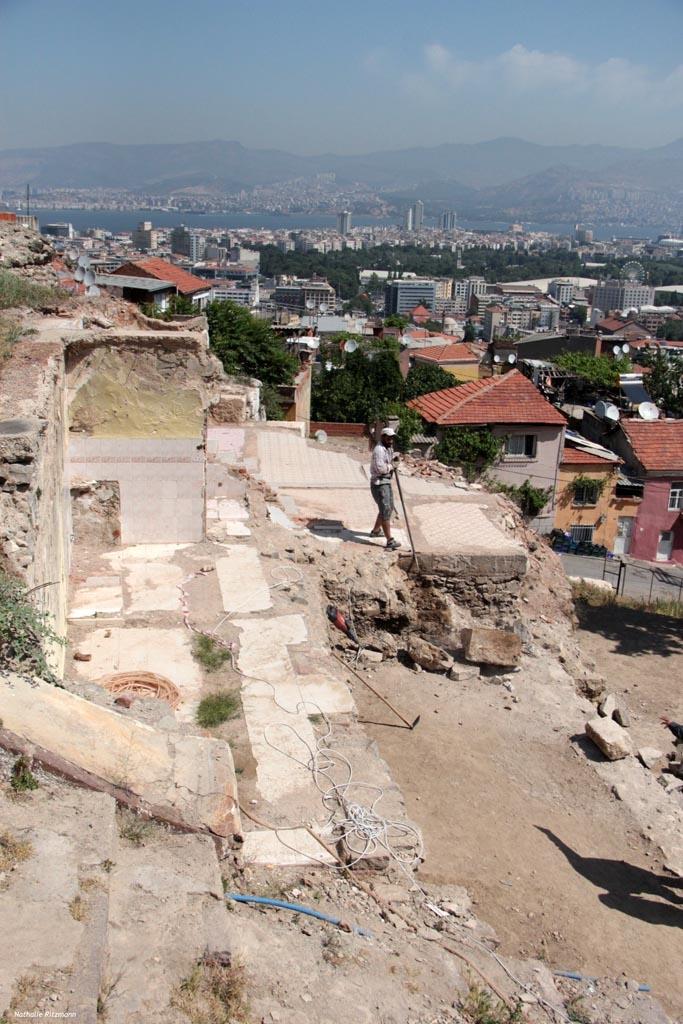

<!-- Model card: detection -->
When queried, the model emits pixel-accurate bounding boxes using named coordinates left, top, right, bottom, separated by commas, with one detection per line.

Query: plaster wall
left=630, top=477, right=683, bottom=564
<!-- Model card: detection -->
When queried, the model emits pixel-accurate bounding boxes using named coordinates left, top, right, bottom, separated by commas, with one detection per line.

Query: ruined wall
left=0, top=340, right=70, bottom=673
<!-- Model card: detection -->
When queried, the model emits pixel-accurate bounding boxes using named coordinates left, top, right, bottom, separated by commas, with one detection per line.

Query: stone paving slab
left=124, top=562, right=184, bottom=613
left=256, top=431, right=366, bottom=488
left=241, top=828, right=336, bottom=866
left=407, top=501, right=528, bottom=576
left=69, top=575, right=123, bottom=619
left=216, top=547, right=272, bottom=613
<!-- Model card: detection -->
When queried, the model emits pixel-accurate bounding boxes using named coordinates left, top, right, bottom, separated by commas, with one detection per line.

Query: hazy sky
left=1, top=0, right=682, bottom=153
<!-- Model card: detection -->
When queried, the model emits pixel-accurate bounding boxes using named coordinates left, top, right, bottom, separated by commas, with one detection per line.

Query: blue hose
left=226, top=893, right=372, bottom=938
left=554, top=970, right=651, bottom=993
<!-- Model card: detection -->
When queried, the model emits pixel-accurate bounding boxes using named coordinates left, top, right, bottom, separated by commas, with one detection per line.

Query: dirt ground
left=355, top=634, right=683, bottom=1019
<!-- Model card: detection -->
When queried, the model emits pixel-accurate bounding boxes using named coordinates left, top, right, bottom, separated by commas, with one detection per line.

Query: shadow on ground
left=537, top=827, right=683, bottom=929
left=575, top=600, right=683, bottom=659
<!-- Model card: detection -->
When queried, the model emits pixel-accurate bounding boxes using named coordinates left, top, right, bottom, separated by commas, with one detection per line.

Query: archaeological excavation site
left=0, top=221, right=681, bottom=1024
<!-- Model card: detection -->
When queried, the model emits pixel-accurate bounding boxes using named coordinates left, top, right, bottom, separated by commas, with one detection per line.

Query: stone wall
left=0, top=339, right=70, bottom=673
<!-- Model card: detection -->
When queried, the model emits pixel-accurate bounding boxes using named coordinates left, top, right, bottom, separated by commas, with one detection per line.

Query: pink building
left=617, top=420, right=683, bottom=564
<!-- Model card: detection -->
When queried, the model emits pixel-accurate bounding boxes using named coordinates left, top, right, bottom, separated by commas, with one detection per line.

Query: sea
left=27, top=209, right=672, bottom=242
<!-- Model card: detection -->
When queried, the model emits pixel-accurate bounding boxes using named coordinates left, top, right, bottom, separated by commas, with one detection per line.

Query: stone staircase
left=0, top=779, right=233, bottom=1023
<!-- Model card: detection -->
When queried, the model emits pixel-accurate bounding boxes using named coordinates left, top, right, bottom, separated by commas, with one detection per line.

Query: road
left=561, top=553, right=683, bottom=603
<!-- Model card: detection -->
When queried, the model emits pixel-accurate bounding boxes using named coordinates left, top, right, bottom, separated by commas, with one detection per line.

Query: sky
left=1, top=0, right=683, bottom=154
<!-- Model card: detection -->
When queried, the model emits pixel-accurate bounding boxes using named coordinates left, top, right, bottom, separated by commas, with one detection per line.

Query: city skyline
left=1, top=0, right=683, bottom=153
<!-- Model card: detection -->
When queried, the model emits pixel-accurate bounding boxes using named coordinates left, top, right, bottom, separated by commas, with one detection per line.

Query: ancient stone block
left=585, top=716, right=633, bottom=761
left=407, top=635, right=453, bottom=673
left=461, top=627, right=522, bottom=667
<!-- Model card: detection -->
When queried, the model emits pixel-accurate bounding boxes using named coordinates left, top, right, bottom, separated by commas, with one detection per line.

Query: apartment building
left=384, top=278, right=437, bottom=315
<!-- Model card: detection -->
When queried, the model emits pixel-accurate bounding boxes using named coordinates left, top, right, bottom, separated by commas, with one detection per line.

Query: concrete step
left=101, top=831, right=233, bottom=1024
left=0, top=782, right=118, bottom=1023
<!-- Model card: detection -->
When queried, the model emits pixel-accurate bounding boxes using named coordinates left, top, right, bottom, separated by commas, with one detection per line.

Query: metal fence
left=602, top=555, right=683, bottom=604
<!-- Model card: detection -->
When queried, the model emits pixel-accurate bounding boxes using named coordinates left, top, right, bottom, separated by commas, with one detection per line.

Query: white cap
left=381, top=427, right=396, bottom=437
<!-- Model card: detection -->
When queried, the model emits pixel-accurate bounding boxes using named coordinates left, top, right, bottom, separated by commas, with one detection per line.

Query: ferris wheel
left=622, top=260, right=645, bottom=283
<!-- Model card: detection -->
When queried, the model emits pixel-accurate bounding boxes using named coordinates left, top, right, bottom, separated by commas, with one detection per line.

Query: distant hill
left=1, top=136, right=681, bottom=223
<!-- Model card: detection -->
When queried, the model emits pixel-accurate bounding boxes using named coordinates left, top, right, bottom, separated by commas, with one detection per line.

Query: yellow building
left=410, top=342, right=481, bottom=382
left=555, top=441, right=640, bottom=552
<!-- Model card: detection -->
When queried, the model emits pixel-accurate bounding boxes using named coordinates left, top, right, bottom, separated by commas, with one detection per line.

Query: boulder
left=614, top=703, right=631, bottom=728
left=576, top=674, right=607, bottom=700
left=448, top=663, right=480, bottom=682
left=461, top=627, right=522, bottom=668
left=407, top=635, right=453, bottom=674
left=585, top=716, right=633, bottom=761
left=638, top=747, right=665, bottom=770
left=599, top=693, right=618, bottom=718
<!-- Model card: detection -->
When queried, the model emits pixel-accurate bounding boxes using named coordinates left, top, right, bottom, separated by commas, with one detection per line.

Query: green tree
left=207, top=301, right=297, bottom=388
left=384, top=314, right=409, bottom=330
left=434, top=427, right=504, bottom=481
left=404, top=363, right=459, bottom=400
left=636, top=349, right=683, bottom=416
left=554, top=351, right=630, bottom=389
left=656, top=319, right=683, bottom=340
left=463, top=321, right=476, bottom=342
left=311, top=342, right=404, bottom=423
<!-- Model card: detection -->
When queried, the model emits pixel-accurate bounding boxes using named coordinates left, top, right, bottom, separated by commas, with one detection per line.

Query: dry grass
left=171, top=953, right=250, bottom=1024
left=0, top=270, right=63, bottom=311
left=69, top=893, right=87, bottom=922
left=571, top=579, right=683, bottom=619
left=117, top=809, right=157, bottom=847
left=0, top=829, right=33, bottom=875
left=460, top=981, right=523, bottom=1024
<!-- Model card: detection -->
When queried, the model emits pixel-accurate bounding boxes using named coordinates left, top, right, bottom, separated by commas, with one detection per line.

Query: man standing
left=369, top=427, right=400, bottom=550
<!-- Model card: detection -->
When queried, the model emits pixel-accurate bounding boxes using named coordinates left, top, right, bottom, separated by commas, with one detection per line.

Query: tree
left=311, top=342, right=404, bottom=423
left=404, top=363, right=459, bottom=400
left=207, top=301, right=298, bottom=388
left=554, top=351, right=630, bottom=389
left=656, top=319, right=683, bottom=340
left=384, top=314, right=409, bottom=330
left=463, top=321, right=476, bottom=342
left=636, top=349, right=683, bottom=416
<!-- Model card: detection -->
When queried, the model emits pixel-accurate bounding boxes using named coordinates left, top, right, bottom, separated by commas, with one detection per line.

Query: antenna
left=344, top=338, right=358, bottom=353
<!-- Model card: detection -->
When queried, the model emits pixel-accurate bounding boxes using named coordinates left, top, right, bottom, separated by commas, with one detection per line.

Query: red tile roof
left=621, top=419, right=683, bottom=473
left=112, top=258, right=209, bottom=295
left=413, top=343, right=480, bottom=364
left=596, top=317, right=626, bottom=333
left=407, top=369, right=566, bottom=426
left=561, top=444, right=619, bottom=466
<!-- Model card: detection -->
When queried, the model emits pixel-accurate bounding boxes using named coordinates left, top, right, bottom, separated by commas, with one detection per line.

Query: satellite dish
left=318, top=304, right=328, bottom=315
left=77, top=254, right=91, bottom=269
left=344, top=339, right=358, bottom=353
left=314, top=430, right=328, bottom=444
left=507, top=353, right=517, bottom=364
left=621, top=343, right=630, bottom=354
left=612, top=344, right=621, bottom=355
left=638, top=402, right=659, bottom=421
left=595, top=400, right=620, bottom=422
left=84, top=269, right=95, bottom=286
left=65, top=248, right=78, bottom=262
left=305, top=299, right=315, bottom=311
left=325, top=360, right=333, bottom=371
left=493, top=354, right=501, bottom=363
left=74, top=267, right=85, bottom=282
left=86, top=285, right=101, bottom=298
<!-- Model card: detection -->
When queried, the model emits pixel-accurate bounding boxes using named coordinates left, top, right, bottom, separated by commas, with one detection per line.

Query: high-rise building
left=548, top=279, right=574, bottom=304
left=440, top=209, right=457, bottom=231
left=592, top=279, right=654, bottom=314
left=337, top=210, right=352, bottom=236
left=403, top=207, right=414, bottom=232
left=171, top=226, right=205, bottom=263
left=132, top=220, right=158, bottom=251
left=384, top=278, right=436, bottom=315
left=412, top=200, right=424, bottom=233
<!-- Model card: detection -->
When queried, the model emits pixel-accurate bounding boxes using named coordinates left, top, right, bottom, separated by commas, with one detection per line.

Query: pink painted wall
left=630, top=478, right=683, bottom=564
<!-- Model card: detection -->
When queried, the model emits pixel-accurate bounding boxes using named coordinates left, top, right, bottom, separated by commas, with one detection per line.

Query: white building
left=592, top=279, right=655, bottom=314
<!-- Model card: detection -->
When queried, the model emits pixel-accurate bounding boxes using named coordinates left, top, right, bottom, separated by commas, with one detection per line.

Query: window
left=669, top=482, right=683, bottom=511
left=570, top=524, right=594, bottom=543
left=573, top=481, right=600, bottom=506
left=504, top=434, right=537, bottom=458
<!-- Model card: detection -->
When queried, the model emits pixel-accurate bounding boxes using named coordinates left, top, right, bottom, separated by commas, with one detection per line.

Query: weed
left=10, top=755, right=39, bottom=792
left=192, top=633, right=231, bottom=673
left=0, top=829, right=32, bottom=875
left=69, top=894, right=87, bottom=922
left=117, top=809, right=155, bottom=847
left=80, top=877, right=101, bottom=893
left=171, top=952, right=250, bottom=1023
left=308, top=713, right=324, bottom=725
left=566, top=996, right=592, bottom=1024
left=196, top=692, right=240, bottom=728
left=460, top=981, right=523, bottom=1024
left=572, top=580, right=683, bottom=619
left=101, top=859, right=114, bottom=873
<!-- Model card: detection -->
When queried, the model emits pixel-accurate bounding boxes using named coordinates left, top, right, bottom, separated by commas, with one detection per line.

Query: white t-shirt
left=370, top=442, right=393, bottom=485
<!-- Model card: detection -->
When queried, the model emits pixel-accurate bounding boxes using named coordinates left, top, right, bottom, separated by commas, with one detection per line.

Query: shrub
left=404, top=363, right=459, bottom=400
left=494, top=479, right=551, bottom=518
left=0, top=830, right=33, bottom=875
left=460, top=981, right=523, bottom=1024
left=196, top=693, right=241, bottom=728
left=172, top=953, right=250, bottom=1024
left=10, top=756, right=39, bottom=792
left=435, top=427, right=503, bottom=480
left=0, top=571, right=65, bottom=683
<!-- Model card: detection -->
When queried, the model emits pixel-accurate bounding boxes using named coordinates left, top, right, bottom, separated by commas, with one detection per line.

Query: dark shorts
left=371, top=480, right=394, bottom=520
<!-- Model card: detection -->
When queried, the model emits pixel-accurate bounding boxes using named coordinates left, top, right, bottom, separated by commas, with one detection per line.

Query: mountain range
left=1, top=137, right=682, bottom=223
